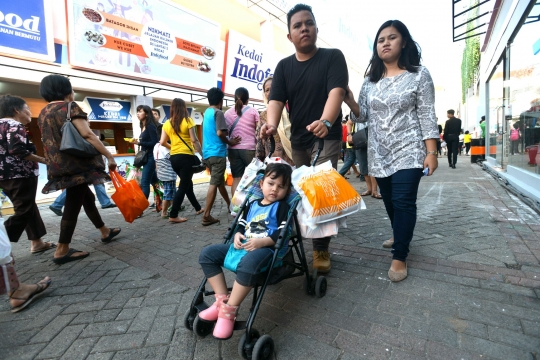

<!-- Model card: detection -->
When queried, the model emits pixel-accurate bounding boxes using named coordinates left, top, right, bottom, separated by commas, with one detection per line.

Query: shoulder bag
left=60, top=102, right=100, bottom=158
left=228, top=106, right=251, bottom=136
left=133, top=145, right=148, bottom=168
left=173, top=125, right=206, bottom=173
left=352, top=123, right=368, bottom=149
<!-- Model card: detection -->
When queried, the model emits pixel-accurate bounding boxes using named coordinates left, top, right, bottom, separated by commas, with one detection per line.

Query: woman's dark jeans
left=199, top=243, right=273, bottom=287
left=140, top=152, right=158, bottom=199
left=376, top=168, right=423, bottom=262
left=169, top=154, right=201, bottom=218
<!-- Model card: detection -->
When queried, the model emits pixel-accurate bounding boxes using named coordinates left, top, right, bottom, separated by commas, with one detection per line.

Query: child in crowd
left=441, top=140, right=447, bottom=156
left=198, top=163, right=292, bottom=340
left=153, top=143, right=178, bottom=218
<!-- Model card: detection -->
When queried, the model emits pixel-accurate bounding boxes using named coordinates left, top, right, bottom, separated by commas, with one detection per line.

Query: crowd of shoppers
left=1, top=4, right=443, bottom=315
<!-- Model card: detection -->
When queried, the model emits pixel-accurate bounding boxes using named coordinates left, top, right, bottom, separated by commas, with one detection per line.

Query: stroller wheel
left=315, top=276, right=327, bottom=298
left=193, top=315, right=214, bottom=337
left=184, top=308, right=196, bottom=331
left=252, top=334, right=274, bottom=360
left=238, top=329, right=260, bottom=359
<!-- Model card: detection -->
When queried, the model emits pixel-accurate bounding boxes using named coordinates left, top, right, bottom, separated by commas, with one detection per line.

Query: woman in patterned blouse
left=0, top=95, right=53, bottom=254
left=345, top=20, right=439, bottom=282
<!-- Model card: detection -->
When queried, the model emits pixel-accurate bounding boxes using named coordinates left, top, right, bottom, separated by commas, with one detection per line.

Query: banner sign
left=0, top=0, right=55, bottom=61
left=84, top=97, right=132, bottom=122
left=66, top=0, right=220, bottom=89
left=222, top=30, right=278, bottom=101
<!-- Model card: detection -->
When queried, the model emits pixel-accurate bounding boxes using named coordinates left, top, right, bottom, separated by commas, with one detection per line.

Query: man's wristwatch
left=321, top=119, right=332, bottom=129
left=427, top=151, right=437, bottom=156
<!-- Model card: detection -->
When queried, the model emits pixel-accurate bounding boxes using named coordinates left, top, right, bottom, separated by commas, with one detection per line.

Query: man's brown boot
left=313, top=250, right=331, bottom=273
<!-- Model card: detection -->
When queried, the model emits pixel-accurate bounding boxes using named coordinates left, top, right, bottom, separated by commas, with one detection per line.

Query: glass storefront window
left=508, top=13, right=540, bottom=174
left=487, top=58, right=504, bottom=161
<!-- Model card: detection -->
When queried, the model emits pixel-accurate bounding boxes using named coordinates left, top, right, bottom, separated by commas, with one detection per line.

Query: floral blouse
left=0, top=119, right=39, bottom=180
left=350, top=66, right=439, bottom=178
left=255, top=110, right=294, bottom=166
left=38, top=102, right=108, bottom=194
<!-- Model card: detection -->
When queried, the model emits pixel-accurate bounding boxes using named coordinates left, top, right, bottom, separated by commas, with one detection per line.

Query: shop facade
left=478, top=0, right=540, bottom=203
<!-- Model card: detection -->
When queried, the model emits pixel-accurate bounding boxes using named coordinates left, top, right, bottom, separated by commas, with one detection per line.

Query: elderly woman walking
left=38, top=75, right=121, bottom=264
left=345, top=20, right=439, bottom=282
left=0, top=95, right=53, bottom=253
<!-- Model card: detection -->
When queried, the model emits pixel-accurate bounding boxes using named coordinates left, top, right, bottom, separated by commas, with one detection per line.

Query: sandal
left=196, top=209, right=205, bottom=215
left=31, top=242, right=57, bottom=254
left=372, top=193, right=383, bottom=199
left=53, top=249, right=89, bottom=265
left=101, top=228, right=121, bottom=243
left=169, top=217, right=188, bottom=223
left=10, top=277, right=52, bottom=313
left=202, top=216, right=220, bottom=226
left=360, top=191, right=372, bottom=196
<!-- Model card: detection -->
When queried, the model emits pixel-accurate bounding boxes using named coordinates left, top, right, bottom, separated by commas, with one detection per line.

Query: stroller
left=184, top=139, right=328, bottom=360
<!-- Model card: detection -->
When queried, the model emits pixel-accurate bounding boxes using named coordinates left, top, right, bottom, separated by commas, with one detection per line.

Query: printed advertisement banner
left=0, top=0, right=55, bottom=61
left=66, top=0, right=220, bottom=90
left=84, top=97, right=132, bottom=122
left=222, top=30, right=279, bottom=101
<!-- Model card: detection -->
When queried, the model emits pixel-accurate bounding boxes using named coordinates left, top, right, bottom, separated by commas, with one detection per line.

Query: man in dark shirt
left=443, top=109, right=462, bottom=169
left=260, top=3, right=348, bottom=273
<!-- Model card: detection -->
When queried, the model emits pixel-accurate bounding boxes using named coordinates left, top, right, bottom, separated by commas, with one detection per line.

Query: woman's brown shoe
left=382, top=238, right=394, bottom=248
left=388, top=263, right=407, bottom=282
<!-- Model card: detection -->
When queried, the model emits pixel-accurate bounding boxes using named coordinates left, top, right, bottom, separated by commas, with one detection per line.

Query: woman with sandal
left=160, top=98, right=204, bottom=223
left=38, top=75, right=121, bottom=264
left=0, top=95, right=54, bottom=254
left=345, top=20, right=438, bottom=282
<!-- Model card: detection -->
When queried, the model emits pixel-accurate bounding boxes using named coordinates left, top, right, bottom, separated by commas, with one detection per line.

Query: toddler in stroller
left=185, top=160, right=327, bottom=360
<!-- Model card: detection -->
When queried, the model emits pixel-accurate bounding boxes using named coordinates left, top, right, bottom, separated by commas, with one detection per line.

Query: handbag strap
left=66, top=101, right=73, bottom=122
left=172, top=125, right=194, bottom=155
left=229, top=106, right=250, bottom=136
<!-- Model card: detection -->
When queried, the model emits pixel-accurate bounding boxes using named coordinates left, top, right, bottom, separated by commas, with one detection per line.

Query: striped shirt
left=153, top=144, right=177, bottom=182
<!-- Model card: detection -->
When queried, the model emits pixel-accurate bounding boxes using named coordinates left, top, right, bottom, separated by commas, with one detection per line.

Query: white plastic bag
left=230, top=158, right=265, bottom=215
left=0, top=218, right=12, bottom=265
left=292, top=160, right=363, bottom=227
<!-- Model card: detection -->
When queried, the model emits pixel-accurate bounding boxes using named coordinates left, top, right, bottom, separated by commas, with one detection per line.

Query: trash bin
left=470, top=138, right=485, bottom=163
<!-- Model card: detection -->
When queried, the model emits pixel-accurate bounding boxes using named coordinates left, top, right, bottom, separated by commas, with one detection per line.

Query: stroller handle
left=312, top=138, right=325, bottom=166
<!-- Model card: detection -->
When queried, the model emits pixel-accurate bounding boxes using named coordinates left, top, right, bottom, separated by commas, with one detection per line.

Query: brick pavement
left=1, top=157, right=539, bottom=360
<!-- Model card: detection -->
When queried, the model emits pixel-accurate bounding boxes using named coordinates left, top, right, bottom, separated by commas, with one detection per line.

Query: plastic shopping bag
left=230, top=158, right=265, bottom=215
left=297, top=205, right=339, bottom=238
left=292, top=160, right=362, bottom=226
left=110, top=170, right=149, bottom=223
left=125, top=165, right=142, bottom=184
left=0, top=218, right=12, bottom=266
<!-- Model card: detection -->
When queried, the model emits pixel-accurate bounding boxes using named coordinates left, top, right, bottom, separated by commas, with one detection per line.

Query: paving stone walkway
left=1, top=157, right=539, bottom=360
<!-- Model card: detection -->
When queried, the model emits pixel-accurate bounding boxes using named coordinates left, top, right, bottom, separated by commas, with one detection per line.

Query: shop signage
left=0, top=0, right=55, bottom=61
left=84, top=97, right=132, bottom=122
left=66, top=0, right=220, bottom=90
left=222, top=30, right=278, bottom=101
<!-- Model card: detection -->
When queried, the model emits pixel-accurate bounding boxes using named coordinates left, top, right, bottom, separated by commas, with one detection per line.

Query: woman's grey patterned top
left=350, top=66, right=439, bottom=178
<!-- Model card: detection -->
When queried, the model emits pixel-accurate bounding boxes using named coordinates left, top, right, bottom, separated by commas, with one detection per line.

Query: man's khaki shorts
left=205, top=156, right=226, bottom=186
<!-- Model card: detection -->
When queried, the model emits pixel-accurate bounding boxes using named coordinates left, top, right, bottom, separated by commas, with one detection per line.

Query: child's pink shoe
left=199, top=294, right=228, bottom=322
left=213, top=301, right=239, bottom=340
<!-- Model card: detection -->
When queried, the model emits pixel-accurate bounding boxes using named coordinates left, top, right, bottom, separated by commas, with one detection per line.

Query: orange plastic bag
left=110, top=170, right=149, bottom=223
left=292, top=160, right=362, bottom=226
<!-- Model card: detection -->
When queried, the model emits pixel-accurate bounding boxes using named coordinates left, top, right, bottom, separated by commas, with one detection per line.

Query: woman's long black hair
left=234, top=87, right=249, bottom=116
left=136, top=105, right=157, bottom=130
left=365, top=20, right=421, bottom=83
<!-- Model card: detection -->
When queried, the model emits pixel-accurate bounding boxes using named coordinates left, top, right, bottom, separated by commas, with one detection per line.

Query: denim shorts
left=199, top=243, right=274, bottom=287
left=162, top=180, right=176, bottom=201
left=228, top=149, right=256, bottom=178
left=205, top=157, right=226, bottom=186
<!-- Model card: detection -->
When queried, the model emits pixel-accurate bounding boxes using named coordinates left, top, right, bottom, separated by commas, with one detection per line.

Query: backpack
left=510, top=129, right=519, bottom=141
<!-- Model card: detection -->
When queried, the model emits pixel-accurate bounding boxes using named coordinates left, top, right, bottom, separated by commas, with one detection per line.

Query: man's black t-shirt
left=269, top=48, right=348, bottom=150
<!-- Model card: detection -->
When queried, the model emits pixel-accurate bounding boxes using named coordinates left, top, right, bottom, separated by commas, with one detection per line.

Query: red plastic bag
left=110, top=170, right=149, bottom=223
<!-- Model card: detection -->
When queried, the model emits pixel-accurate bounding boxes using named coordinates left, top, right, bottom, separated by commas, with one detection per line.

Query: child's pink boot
left=213, top=301, right=239, bottom=340
left=198, top=294, right=228, bottom=322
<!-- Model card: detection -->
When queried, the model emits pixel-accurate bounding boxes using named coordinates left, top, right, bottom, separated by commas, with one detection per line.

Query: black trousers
left=59, top=183, right=105, bottom=244
left=0, top=176, right=46, bottom=242
left=169, top=154, right=202, bottom=218
left=446, top=135, right=459, bottom=165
